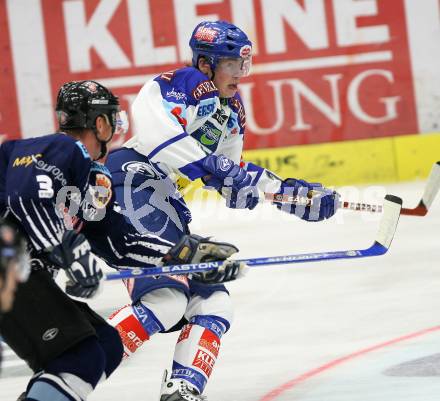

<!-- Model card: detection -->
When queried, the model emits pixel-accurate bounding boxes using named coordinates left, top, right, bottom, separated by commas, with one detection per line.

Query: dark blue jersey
left=0, top=133, right=170, bottom=270
left=0, top=134, right=95, bottom=250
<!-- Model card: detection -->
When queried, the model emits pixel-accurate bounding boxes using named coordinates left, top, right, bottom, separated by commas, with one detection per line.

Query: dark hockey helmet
left=189, top=20, right=252, bottom=74
left=55, top=80, right=120, bottom=134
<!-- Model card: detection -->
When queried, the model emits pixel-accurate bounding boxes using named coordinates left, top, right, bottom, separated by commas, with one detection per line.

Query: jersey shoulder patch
left=155, top=67, right=218, bottom=106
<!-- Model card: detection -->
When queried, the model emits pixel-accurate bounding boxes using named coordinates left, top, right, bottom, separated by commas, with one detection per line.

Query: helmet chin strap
left=93, top=114, right=114, bottom=160
left=92, top=128, right=113, bottom=161
left=97, top=140, right=108, bottom=161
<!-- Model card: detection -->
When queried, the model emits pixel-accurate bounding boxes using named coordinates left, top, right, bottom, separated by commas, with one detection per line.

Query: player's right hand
left=49, top=231, right=103, bottom=298
left=273, top=178, right=340, bottom=221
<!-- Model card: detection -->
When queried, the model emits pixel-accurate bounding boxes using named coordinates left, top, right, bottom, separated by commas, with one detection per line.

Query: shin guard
left=107, top=303, right=161, bottom=358
left=170, top=315, right=227, bottom=394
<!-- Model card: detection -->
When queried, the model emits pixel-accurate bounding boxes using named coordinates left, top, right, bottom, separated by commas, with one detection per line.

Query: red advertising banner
left=0, top=0, right=420, bottom=148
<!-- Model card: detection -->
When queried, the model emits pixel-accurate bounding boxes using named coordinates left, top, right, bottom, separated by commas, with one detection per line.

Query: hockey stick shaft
left=266, top=161, right=440, bottom=215
left=105, top=194, right=402, bottom=281
left=105, top=243, right=387, bottom=281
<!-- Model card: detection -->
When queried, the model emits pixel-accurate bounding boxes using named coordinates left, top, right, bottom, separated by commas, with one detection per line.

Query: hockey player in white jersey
left=106, top=21, right=339, bottom=400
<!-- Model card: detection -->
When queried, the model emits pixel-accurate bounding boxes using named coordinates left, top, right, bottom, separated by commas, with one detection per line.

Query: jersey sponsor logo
left=91, top=173, right=112, bottom=209
left=160, top=70, right=177, bottom=82
left=198, top=329, right=220, bottom=358
left=166, top=88, right=187, bottom=101
left=196, top=102, right=215, bottom=118
left=33, top=155, right=68, bottom=186
left=192, top=349, right=216, bottom=377
left=177, top=324, right=192, bottom=343
left=172, top=368, right=197, bottom=379
left=42, top=328, right=59, bottom=341
left=218, top=156, right=232, bottom=172
left=212, top=108, right=228, bottom=126
left=114, top=314, right=149, bottom=354
left=132, top=302, right=164, bottom=336
left=115, top=325, right=145, bottom=354
left=170, top=106, right=187, bottom=127
left=194, top=26, right=218, bottom=43
left=12, top=153, right=42, bottom=167
left=192, top=80, right=217, bottom=101
left=230, top=98, right=246, bottom=128
left=122, top=161, right=161, bottom=179
left=198, top=122, right=222, bottom=146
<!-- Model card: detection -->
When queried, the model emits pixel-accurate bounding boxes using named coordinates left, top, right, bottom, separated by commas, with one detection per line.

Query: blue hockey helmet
left=189, top=21, right=252, bottom=75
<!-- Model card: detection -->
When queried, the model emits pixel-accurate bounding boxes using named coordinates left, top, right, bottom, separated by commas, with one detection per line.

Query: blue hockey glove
left=49, top=231, right=103, bottom=298
left=163, top=234, right=246, bottom=284
left=273, top=178, right=340, bottom=221
left=202, top=154, right=259, bottom=210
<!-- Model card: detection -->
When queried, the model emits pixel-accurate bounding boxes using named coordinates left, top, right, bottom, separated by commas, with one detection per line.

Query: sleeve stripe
left=30, top=200, right=59, bottom=247
left=19, top=197, right=52, bottom=249
left=7, top=197, right=42, bottom=250
left=147, top=132, right=188, bottom=160
left=41, top=204, right=64, bottom=243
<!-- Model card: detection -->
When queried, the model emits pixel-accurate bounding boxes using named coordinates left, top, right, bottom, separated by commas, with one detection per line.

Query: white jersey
left=124, top=66, right=282, bottom=194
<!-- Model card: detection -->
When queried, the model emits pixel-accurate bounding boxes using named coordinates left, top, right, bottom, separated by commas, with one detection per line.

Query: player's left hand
left=202, top=154, right=259, bottom=210
left=274, top=178, right=340, bottom=221
left=163, top=234, right=247, bottom=284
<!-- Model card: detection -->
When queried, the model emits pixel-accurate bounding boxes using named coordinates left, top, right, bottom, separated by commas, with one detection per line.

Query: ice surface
left=1, top=181, right=439, bottom=401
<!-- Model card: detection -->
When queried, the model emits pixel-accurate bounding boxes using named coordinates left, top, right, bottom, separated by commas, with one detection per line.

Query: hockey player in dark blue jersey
left=0, top=79, right=243, bottom=401
left=0, top=81, right=130, bottom=401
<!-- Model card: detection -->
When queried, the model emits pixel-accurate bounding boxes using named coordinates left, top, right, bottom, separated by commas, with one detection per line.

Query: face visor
left=102, top=109, right=129, bottom=139
left=216, top=56, right=252, bottom=77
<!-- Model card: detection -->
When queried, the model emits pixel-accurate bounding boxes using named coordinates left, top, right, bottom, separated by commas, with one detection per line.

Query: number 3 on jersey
left=36, top=175, right=54, bottom=199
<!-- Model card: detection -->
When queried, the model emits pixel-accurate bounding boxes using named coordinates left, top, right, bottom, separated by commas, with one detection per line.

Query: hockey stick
left=265, top=161, right=440, bottom=216
left=265, top=192, right=384, bottom=213
left=105, top=194, right=402, bottom=281
left=400, top=161, right=440, bottom=216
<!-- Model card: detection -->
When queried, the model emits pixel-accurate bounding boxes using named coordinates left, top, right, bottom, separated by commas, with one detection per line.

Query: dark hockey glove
left=49, top=231, right=103, bottom=298
left=273, top=178, right=340, bottom=221
left=163, top=234, right=247, bottom=284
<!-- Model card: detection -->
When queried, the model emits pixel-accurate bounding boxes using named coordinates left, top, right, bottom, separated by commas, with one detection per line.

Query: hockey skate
left=159, top=370, right=207, bottom=401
